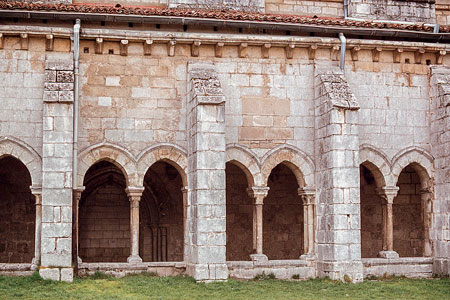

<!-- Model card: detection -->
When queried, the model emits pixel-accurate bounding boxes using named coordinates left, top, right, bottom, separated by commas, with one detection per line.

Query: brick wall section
left=348, top=0, right=436, bottom=23
left=264, top=164, right=303, bottom=259
left=266, top=0, right=343, bottom=17
left=393, top=165, right=424, bottom=257
left=0, top=157, right=35, bottom=263
left=0, top=37, right=45, bottom=156
left=430, top=66, right=450, bottom=276
left=314, top=67, right=363, bottom=282
left=360, top=165, right=382, bottom=258
left=40, top=56, right=74, bottom=282
left=226, top=163, right=253, bottom=261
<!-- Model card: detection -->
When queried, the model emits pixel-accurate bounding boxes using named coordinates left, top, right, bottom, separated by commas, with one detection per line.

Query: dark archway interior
left=79, top=161, right=130, bottom=262
left=264, top=163, right=303, bottom=259
left=360, top=164, right=383, bottom=258
left=394, top=164, right=424, bottom=257
left=0, top=156, right=35, bottom=263
left=140, top=161, right=183, bottom=262
left=226, top=162, right=253, bottom=261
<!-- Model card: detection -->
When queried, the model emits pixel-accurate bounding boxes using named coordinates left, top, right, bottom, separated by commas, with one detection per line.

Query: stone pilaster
left=126, top=186, right=145, bottom=264
left=40, top=57, right=75, bottom=282
left=247, top=186, right=269, bottom=262
left=376, top=186, right=399, bottom=259
left=186, top=62, right=228, bottom=281
left=430, top=67, right=450, bottom=276
left=72, top=187, right=84, bottom=266
left=299, top=187, right=316, bottom=259
left=30, top=186, right=42, bottom=270
left=314, top=68, right=363, bottom=282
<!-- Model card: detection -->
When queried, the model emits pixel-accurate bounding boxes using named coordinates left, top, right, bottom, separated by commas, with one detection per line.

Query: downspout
left=73, top=19, right=80, bottom=192
left=344, top=0, right=348, bottom=19
left=339, top=33, right=346, bottom=75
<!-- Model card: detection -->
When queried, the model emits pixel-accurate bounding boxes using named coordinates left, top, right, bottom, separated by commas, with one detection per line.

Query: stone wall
left=73, top=0, right=167, bottom=6
left=348, top=0, right=436, bottom=23
left=266, top=0, right=343, bottom=17
left=0, top=157, right=35, bottom=263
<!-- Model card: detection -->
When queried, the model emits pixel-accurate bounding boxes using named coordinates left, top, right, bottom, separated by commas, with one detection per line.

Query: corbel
left=372, top=47, right=382, bottom=62
left=239, top=42, right=248, bottom=58
left=331, top=45, right=340, bottom=61
left=168, top=40, right=176, bottom=57
left=191, top=40, right=201, bottom=57
left=351, top=46, right=360, bottom=61
left=20, top=33, right=28, bottom=50
left=144, top=39, right=153, bottom=56
left=0, top=33, right=3, bottom=49
left=262, top=43, right=271, bottom=59
left=436, top=50, right=446, bottom=65
left=285, top=44, right=295, bottom=59
left=394, top=48, right=403, bottom=63
left=45, top=34, right=54, bottom=51
left=215, top=42, right=224, bottom=58
left=120, top=40, right=129, bottom=56
left=309, top=44, right=318, bottom=60
left=415, top=48, right=425, bottom=64
left=95, top=37, right=103, bottom=54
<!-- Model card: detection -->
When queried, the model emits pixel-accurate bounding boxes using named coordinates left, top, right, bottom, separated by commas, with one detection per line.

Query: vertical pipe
left=339, top=33, right=346, bottom=74
left=72, top=19, right=80, bottom=191
left=344, top=0, right=348, bottom=19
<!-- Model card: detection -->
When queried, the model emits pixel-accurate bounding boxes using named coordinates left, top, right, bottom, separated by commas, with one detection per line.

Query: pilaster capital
left=247, top=186, right=270, bottom=204
left=126, top=186, right=145, bottom=200
left=420, top=187, right=432, bottom=195
left=298, top=187, right=316, bottom=205
left=30, top=185, right=42, bottom=205
left=376, top=186, right=399, bottom=204
left=181, top=186, right=190, bottom=194
left=73, top=186, right=85, bottom=201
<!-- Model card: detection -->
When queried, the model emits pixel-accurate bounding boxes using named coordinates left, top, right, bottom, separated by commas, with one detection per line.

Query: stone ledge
left=0, top=263, right=32, bottom=271
left=362, top=257, right=434, bottom=266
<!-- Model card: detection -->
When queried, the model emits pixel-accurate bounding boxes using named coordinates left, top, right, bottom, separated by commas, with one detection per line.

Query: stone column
left=126, top=187, right=145, bottom=264
left=40, top=57, right=75, bottom=282
left=377, top=186, right=399, bottom=259
left=31, top=186, right=42, bottom=270
left=299, top=187, right=316, bottom=258
left=247, top=186, right=269, bottom=262
left=314, top=68, right=363, bottom=282
left=186, top=63, right=228, bottom=282
left=182, top=186, right=190, bottom=261
left=72, top=187, right=84, bottom=265
left=421, top=187, right=433, bottom=257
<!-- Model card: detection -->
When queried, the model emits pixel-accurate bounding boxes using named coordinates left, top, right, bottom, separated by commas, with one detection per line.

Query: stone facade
left=0, top=0, right=449, bottom=283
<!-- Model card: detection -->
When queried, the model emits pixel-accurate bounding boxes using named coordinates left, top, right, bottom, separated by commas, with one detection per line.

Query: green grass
left=0, top=272, right=449, bottom=300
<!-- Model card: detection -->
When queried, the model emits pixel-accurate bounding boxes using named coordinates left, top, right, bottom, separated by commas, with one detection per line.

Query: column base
left=77, top=256, right=82, bottom=264
left=377, top=251, right=399, bottom=259
left=127, top=255, right=143, bottom=264
left=186, top=263, right=228, bottom=282
left=299, top=253, right=316, bottom=261
left=31, top=257, right=39, bottom=271
left=316, top=260, right=364, bottom=283
left=250, top=254, right=268, bottom=263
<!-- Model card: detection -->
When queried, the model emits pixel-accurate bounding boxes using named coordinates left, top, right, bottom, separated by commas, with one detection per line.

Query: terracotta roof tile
left=0, top=1, right=447, bottom=33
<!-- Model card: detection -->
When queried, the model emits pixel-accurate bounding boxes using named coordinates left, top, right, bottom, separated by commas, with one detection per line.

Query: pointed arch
left=137, top=143, right=187, bottom=187
left=392, top=146, right=434, bottom=189
left=226, top=144, right=262, bottom=187
left=261, top=145, right=315, bottom=187
left=0, top=136, right=42, bottom=187
left=359, top=144, right=392, bottom=187
left=77, top=142, right=137, bottom=187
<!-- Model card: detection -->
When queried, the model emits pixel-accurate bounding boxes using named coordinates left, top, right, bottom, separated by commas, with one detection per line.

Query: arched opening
left=140, top=161, right=183, bottom=262
left=360, top=164, right=383, bottom=258
left=394, top=164, right=424, bottom=257
left=226, top=162, right=253, bottom=261
left=0, top=156, right=35, bottom=263
left=264, top=163, right=303, bottom=259
left=79, top=161, right=130, bottom=262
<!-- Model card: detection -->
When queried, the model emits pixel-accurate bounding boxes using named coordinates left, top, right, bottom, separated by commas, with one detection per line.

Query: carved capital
left=376, top=186, right=399, bottom=204
left=126, top=186, right=145, bottom=200
left=73, top=186, right=85, bottom=203
left=298, top=187, right=315, bottom=205
left=247, top=186, right=270, bottom=204
left=30, top=185, right=42, bottom=205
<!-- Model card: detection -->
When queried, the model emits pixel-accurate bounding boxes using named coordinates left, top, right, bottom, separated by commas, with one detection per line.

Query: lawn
left=0, top=272, right=449, bottom=300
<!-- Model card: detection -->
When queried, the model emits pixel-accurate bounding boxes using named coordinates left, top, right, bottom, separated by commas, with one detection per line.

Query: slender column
left=377, top=186, right=399, bottom=259
left=420, top=187, right=433, bottom=257
left=30, top=186, right=42, bottom=270
left=72, top=187, right=84, bottom=265
left=181, top=186, right=189, bottom=261
left=299, top=187, right=316, bottom=258
left=126, top=186, right=145, bottom=263
left=247, top=186, right=269, bottom=262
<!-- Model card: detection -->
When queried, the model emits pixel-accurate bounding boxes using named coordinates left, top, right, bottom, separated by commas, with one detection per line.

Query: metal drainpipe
left=344, top=0, right=348, bottom=19
left=339, top=33, right=346, bottom=74
left=73, top=19, right=80, bottom=191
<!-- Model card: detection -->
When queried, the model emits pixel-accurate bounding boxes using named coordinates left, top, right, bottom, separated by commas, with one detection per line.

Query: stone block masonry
left=39, top=55, right=74, bottom=282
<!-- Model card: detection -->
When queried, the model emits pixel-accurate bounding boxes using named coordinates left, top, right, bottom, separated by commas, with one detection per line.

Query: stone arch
left=137, top=143, right=188, bottom=187
left=261, top=145, right=315, bottom=188
left=0, top=136, right=41, bottom=187
left=77, top=143, right=137, bottom=187
left=359, top=144, right=392, bottom=187
left=226, top=144, right=262, bottom=187
left=392, top=147, right=433, bottom=189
